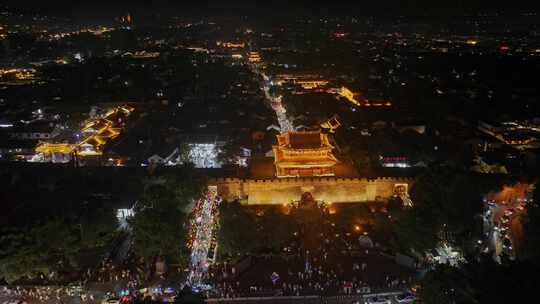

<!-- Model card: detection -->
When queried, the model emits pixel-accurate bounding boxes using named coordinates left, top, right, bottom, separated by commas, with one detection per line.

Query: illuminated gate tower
left=272, top=131, right=338, bottom=178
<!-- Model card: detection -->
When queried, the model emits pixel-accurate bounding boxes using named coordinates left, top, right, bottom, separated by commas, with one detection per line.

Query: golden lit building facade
left=248, top=52, right=262, bottom=63
left=272, top=131, right=338, bottom=178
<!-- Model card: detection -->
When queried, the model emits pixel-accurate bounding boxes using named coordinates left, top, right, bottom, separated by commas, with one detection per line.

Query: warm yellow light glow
left=35, top=143, right=77, bottom=154
left=338, top=86, right=360, bottom=105
left=273, top=131, right=338, bottom=178
left=297, top=80, right=328, bottom=89
left=217, top=41, right=246, bottom=48
left=35, top=105, right=134, bottom=158
left=248, top=52, right=262, bottom=63
left=77, top=150, right=103, bottom=156
left=0, top=68, right=37, bottom=80
left=320, top=115, right=341, bottom=133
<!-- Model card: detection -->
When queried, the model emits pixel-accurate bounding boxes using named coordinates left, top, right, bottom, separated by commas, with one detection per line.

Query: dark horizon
left=4, top=0, right=539, bottom=17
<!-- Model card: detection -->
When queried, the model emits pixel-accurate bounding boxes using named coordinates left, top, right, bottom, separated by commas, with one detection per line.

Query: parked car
left=365, top=296, right=392, bottom=304
left=395, top=293, right=416, bottom=303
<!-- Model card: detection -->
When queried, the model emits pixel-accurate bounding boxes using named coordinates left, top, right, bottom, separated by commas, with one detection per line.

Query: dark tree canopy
left=217, top=201, right=259, bottom=259
left=0, top=168, right=120, bottom=283
left=392, top=166, right=493, bottom=254
left=131, top=168, right=203, bottom=266
left=259, top=207, right=297, bottom=253
left=420, top=256, right=540, bottom=304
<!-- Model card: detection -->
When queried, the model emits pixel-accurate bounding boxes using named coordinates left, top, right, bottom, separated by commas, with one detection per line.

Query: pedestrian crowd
left=1, top=285, right=95, bottom=304
left=205, top=214, right=417, bottom=301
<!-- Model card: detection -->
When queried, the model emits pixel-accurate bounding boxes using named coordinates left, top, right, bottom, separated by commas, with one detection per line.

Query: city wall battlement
left=208, top=176, right=412, bottom=205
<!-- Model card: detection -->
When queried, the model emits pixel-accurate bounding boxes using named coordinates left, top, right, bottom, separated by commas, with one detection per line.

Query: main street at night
left=251, top=65, right=295, bottom=133
left=483, top=183, right=532, bottom=260
left=187, top=188, right=221, bottom=289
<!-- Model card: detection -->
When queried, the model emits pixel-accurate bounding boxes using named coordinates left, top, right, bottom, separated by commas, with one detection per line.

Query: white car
left=101, top=298, right=120, bottom=304
left=395, top=293, right=416, bottom=303
left=365, top=296, right=392, bottom=304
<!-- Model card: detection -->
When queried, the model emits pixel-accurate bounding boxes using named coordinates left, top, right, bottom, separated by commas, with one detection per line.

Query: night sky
left=5, top=0, right=539, bottom=16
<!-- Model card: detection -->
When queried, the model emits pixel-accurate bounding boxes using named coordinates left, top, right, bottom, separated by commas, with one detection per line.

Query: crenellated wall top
left=208, top=176, right=413, bottom=184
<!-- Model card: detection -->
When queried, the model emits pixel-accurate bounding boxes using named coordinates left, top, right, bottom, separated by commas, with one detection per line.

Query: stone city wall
left=208, top=177, right=412, bottom=205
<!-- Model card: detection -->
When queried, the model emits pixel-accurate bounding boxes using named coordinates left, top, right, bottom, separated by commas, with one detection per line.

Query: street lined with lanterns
left=187, top=187, right=222, bottom=289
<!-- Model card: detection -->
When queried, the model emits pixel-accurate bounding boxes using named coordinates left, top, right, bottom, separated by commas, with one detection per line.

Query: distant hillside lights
left=47, top=26, right=114, bottom=41
left=337, top=86, right=392, bottom=107
left=123, top=51, right=160, bottom=59
left=297, top=80, right=329, bottom=89
left=216, top=41, right=245, bottom=48
left=0, top=68, right=38, bottom=81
